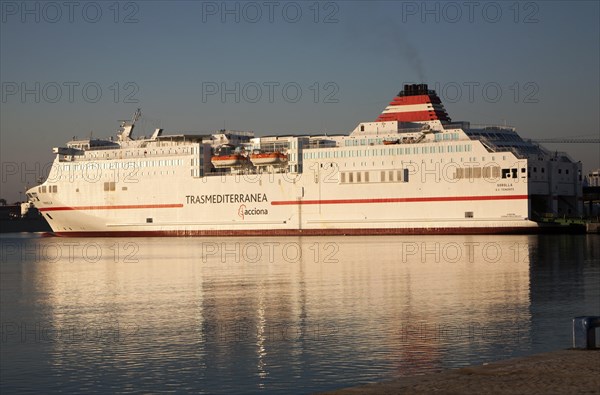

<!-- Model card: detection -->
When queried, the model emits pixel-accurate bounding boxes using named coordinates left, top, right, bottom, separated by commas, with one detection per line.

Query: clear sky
left=1, top=0, right=598, bottom=202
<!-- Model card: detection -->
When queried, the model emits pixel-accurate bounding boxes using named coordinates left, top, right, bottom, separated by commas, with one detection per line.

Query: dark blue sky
left=1, top=1, right=598, bottom=201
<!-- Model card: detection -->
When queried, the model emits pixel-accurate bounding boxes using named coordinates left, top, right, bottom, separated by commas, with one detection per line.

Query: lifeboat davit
left=250, top=151, right=288, bottom=166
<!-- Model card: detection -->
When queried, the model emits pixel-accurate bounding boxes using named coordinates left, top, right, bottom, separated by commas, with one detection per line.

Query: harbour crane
left=530, top=138, right=600, bottom=144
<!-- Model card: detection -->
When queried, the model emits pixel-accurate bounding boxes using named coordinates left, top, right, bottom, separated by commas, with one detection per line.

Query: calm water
left=1, top=234, right=599, bottom=394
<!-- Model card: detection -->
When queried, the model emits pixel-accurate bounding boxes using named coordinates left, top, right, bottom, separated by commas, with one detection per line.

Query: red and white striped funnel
left=376, top=84, right=451, bottom=123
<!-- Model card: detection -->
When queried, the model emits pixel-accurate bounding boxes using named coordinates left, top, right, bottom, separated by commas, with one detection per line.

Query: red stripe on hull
left=50, top=224, right=584, bottom=237
left=39, top=204, right=183, bottom=212
left=37, top=196, right=527, bottom=212
left=271, top=195, right=529, bottom=206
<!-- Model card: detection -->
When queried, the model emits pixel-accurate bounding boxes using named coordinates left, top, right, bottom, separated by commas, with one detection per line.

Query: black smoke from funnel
left=399, top=37, right=426, bottom=83
left=342, top=10, right=427, bottom=83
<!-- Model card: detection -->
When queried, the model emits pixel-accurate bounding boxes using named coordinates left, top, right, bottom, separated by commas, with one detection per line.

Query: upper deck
left=50, top=91, right=575, bottom=171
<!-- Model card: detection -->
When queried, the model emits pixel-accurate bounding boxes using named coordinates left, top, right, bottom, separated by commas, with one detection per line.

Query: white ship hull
left=26, top=85, right=584, bottom=236
left=31, top=153, right=557, bottom=236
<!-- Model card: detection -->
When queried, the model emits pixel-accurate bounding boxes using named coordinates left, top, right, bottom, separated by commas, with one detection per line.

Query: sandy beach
left=321, top=349, right=600, bottom=394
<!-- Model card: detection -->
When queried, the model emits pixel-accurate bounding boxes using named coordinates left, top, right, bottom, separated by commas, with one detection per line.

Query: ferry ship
left=26, top=84, right=583, bottom=236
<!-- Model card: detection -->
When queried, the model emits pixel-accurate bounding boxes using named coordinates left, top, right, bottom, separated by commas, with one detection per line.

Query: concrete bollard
left=573, top=316, right=600, bottom=349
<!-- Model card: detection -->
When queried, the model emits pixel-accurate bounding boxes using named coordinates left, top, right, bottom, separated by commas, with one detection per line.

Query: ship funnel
left=377, top=84, right=451, bottom=123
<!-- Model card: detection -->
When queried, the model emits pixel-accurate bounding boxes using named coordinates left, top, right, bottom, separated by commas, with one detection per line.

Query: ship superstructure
left=26, top=84, right=583, bottom=235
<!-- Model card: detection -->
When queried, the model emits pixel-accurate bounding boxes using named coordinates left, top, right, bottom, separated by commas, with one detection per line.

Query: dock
left=587, top=222, right=600, bottom=233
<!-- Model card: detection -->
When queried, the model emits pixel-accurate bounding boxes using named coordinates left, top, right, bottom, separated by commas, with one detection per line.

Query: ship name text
left=186, top=193, right=268, bottom=204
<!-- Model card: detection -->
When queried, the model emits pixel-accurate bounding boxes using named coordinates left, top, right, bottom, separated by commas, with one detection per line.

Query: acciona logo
left=237, top=204, right=269, bottom=220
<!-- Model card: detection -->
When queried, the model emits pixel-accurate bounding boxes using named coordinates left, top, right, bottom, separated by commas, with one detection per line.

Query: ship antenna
left=118, top=108, right=142, bottom=141
left=133, top=108, right=142, bottom=124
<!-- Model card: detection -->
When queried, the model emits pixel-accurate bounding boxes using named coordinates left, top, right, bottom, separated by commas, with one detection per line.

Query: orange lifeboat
left=250, top=151, right=288, bottom=166
left=211, top=154, right=248, bottom=168
left=211, top=145, right=249, bottom=168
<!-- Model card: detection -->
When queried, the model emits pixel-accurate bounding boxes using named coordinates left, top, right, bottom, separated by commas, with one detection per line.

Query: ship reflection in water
left=1, top=234, right=598, bottom=394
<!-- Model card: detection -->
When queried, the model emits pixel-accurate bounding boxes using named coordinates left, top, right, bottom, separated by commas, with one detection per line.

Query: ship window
left=389, top=171, right=394, bottom=181
left=357, top=172, right=361, bottom=182
left=465, top=211, right=474, bottom=218
left=52, top=185, right=58, bottom=193
left=341, top=173, right=346, bottom=183
left=381, top=171, right=385, bottom=182
left=365, top=172, right=369, bottom=182
left=558, top=169, right=562, bottom=174
left=541, top=168, right=545, bottom=173
left=522, top=168, right=526, bottom=173
left=566, top=169, right=569, bottom=174
left=349, top=173, right=353, bottom=183
left=146, top=218, right=153, bottom=223
left=41, top=186, right=47, bottom=193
